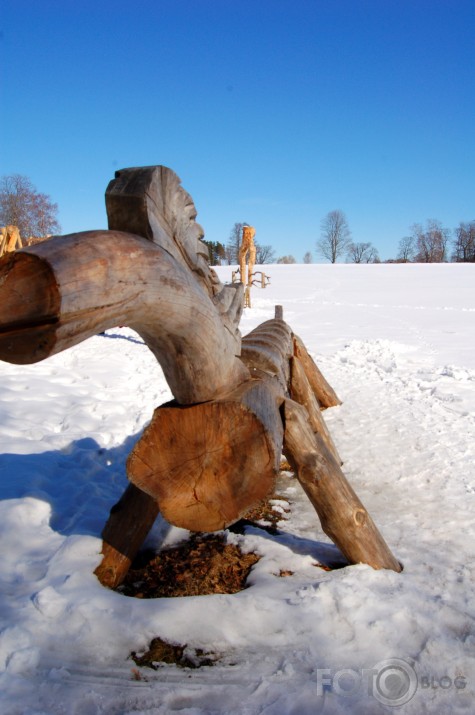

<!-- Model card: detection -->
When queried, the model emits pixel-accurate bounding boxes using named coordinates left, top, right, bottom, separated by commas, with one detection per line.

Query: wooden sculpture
left=0, top=225, right=22, bottom=258
left=0, top=166, right=401, bottom=590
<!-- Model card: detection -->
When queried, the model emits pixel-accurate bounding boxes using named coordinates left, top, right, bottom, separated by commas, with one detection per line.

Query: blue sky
left=2, top=0, right=474, bottom=261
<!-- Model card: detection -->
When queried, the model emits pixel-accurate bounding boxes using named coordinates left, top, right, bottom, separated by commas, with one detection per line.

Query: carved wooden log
left=0, top=231, right=248, bottom=404
left=0, top=166, right=401, bottom=584
left=127, top=381, right=284, bottom=532
left=0, top=225, right=22, bottom=257
left=283, top=399, right=402, bottom=572
left=126, top=319, right=293, bottom=532
left=96, top=318, right=294, bottom=583
left=105, top=165, right=244, bottom=347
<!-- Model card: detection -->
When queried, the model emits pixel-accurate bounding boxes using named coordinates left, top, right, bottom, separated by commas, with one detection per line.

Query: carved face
left=242, top=225, right=256, bottom=245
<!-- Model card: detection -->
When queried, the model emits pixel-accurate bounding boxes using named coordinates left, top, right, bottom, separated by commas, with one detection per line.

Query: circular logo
left=373, top=658, right=418, bottom=707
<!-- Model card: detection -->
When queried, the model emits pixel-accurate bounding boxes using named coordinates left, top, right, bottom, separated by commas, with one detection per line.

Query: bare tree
left=255, top=242, right=276, bottom=264
left=412, top=219, right=450, bottom=262
left=317, top=210, right=351, bottom=263
left=277, top=255, right=296, bottom=264
left=0, top=174, right=61, bottom=238
left=225, top=222, right=246, bottom=264
left=452, top=221, right=475, bottom=262
left=346, top=242, right=379, bottom=264
left=397, top=235, right=416, bottom=262
left=303, top=251, right=313, bottom=264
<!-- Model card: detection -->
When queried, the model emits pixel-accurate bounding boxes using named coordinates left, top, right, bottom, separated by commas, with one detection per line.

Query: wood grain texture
left=127, top=380, right=284, bottom=531
left=290, top=355, right=342, bottom=464
left=0, top=231, right=248, bottom=404
left=293, top=334, right=342, bottom=409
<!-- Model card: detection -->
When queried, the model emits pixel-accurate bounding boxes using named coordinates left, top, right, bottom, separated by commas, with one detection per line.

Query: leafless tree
left=303, top=251, right=313, bottom=264
left=397, top=235, right=416, bottom=262
left=316, top=210, right=351, bottom=263
left=346, top=242, right=379, bottom=264
left=411, top=219, right=450, bottom=262
left=277, top=255, right=296, bottom=264
left=452, top=221, right=475, bottom=262
left=225, top=222, right=246, bottom=264
left=0, top=174, right=61, bottom=238
left=255, top=243, right=276, bottom=264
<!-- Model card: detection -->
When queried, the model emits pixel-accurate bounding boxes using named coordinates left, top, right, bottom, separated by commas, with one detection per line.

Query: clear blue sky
left=2, top=0, right=474, bottom=261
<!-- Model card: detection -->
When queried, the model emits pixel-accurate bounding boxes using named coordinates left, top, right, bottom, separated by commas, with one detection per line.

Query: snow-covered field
left=1, top=263, right=474, bottom=714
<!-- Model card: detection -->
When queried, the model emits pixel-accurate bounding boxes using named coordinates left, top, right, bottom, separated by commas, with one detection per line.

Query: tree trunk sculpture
left=0, top=166, right=401, bottom=589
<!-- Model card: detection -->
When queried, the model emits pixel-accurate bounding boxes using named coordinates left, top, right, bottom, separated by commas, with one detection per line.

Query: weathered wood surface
left=0, top=231, right=248, bottom=404
left=106, top=166, right=244, bottom=347
left=100, top=318, right=294, bottom=578
left=293, top=334, right=341, bottom=409
left=289, top=355, right=342, bottom=464
left=94, top=484, right=160, bottom=589
left=283, top=399, right=402, bottom=572
left=127, top=319, right=293, bottom=531
left=127, top=380, right=284, bottom=532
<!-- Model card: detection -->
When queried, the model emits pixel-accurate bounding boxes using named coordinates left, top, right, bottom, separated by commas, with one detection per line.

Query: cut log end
left=0, top=251, right=60, bottom=363
left=127, top=386, right=283, bottom=532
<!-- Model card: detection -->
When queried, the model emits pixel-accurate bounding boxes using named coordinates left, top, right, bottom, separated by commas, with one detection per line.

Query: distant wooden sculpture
left=0, top=225, right=22, bottom=258
left=0, top=166, right=401, bottom=590
left=239, top=224, right=256, bottom=286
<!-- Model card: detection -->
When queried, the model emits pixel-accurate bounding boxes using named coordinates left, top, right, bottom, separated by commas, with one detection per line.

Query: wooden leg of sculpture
left=94, top=484, right=160, bottom=588
left=283, top=398, right=401, bottom=572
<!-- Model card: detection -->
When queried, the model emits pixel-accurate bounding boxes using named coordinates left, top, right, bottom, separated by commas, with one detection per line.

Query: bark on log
left=283, top=399, right=401, bottom=572
left=293, top=334, right=341, bottom=409
left=0, top=231, right=248, bottom=404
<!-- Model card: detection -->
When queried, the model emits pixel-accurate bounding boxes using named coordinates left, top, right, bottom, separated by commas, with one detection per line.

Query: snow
left=1, top=262, right=474, bottom=714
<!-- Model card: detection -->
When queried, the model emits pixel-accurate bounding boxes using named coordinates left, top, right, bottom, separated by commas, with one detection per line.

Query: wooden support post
left=94, top=485, right=160, bottom=588
left=283, top=399, right=401, bottom=572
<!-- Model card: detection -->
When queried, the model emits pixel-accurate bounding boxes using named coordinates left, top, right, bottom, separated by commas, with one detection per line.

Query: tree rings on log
left=127, top=381, right=284, bottom=532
